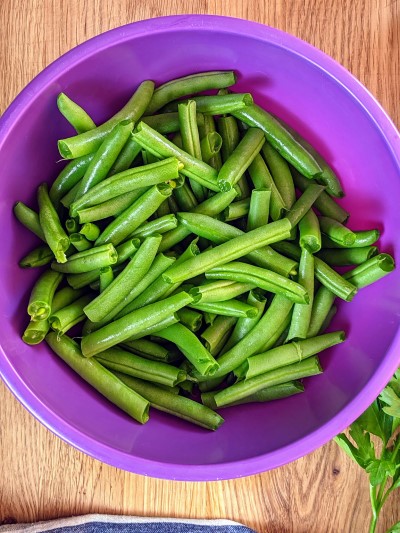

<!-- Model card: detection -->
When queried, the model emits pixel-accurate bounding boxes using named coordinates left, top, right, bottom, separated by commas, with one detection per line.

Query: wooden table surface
left=1, top=1, right=399, bottom=532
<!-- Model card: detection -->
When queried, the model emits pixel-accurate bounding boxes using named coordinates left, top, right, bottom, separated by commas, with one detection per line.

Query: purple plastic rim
left=1, top=15, right=400, bottom=481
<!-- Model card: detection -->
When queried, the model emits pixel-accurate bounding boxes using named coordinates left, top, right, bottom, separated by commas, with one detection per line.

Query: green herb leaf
left=365, top=459, right=397, bottom=486
left=387, top=521, right=400, bottom=533
left=380, top=386, right=400, bottom=419
left=334, top=421, right=376, bottom=469
left=357, top=400, right=393, bottom=445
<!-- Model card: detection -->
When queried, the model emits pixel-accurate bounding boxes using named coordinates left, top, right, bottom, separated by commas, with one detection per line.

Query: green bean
left=299, top=208, right=321, bottom=253
left=194, top=294, right=294, bottom=381
left=201, top=381, right=304, bottom=409
left=132, top=122, right=220, bottom=192
left=307, top=286, right=336, bottom=338
left=343, top=253, right=395, bottom=288
left=247, top=188, right=271, bottom=230
left=246, top=331, right=344, bottom=379
left=142, top=112, right=204, bottom=134
left=220, top=290, right=267, bottom=355
left=51, top=243, right=117, bottom=274
left=167, top=195, right=179, bottom=214
left=19, top=245, right=54, bottom=268
left=57, top=93, right=96, bottom=133
left=71, top=157, right=180, bottom=215
left=95, top=183, right=173, bottom=247
left=171, top=132, right=183, bottom=149
left=217, top=115, right=240, bottom=162
left=222, top=198, right=250, bottom=221
left=286, top=184, right=326, bottom=227
left=60, top=182, right=81, bottom=209
left=321, top=229, right=380, bottom=248
left=262, top=142, right=296, bottom=210
left=65, top=218, right=78, bottom=234
left=287, top=248, right=314, bottom=340
left=14, top=202, right=45, bottom=241
left=248, top=154, right=285, bottom=221
left=69, top=233, right=92, bottom=251
left=124, top=313, right=180, bottom=342
left=176, top=211, right=296, bottom=277
left=37, top=183, right=70, bottom=263
left=170, top=93, right=253, bottom=115
left=108, top=136, right=142, bottom=176
left=58, top=80, right=154, bottom=159
left=205, top=261, right=309, bottom=304
left=159, top=189, right=237, bottom=252
left=163, top=218, right=292, bottom=285
left=49, top=154, right=95, bottom=207
left=199, top=115, right=223, bottom=171
left=214, top=356, right=322, bottom=407
left=153, top=323, right=219, bottom=376
left=317, top=246, right=378, bottom=266
left=49, top=294, right=93, bottom=335
left=190, top=299, right=258, bottom=318
left=27, top=270, right=63, bottom=321
left=201, top=316, right=237, bottom=357
left=217, top=128, right=265, bottom=192
left=259, top=311, right=292, bottom=353
left=176, top=308, right=203, bottom=332
left=120, top=338, right=174, bottom=363
left=46, top=333, right=149, bottom=423
left=193, top=280, right=255, bottom=303
left=291, top=168, right=349, bottom=223
left=198, top=376, right=226, bottom=393
left=132, top=214, right=178, bottom=238
left=319, top=216, right=356, bottom=246
left=200, top=132, right=223, bottom=163
left=83, top=235, right=162, bottom=322
left=95, top=347, right=186, bottom=388
left=233, top=104, right=322, bottom=178
left=114, top=372, right=224, bottom=430
left=76, top=188, right=147, bottom=223
left=99, top=266, right=114, bottom=292
left=145, top=71, right=236, bottom=115
left=81, top=291, right=193, bottom=357
left=78, top=223, right=100, bottom=242
left=173, top=182, right=198, bottom=211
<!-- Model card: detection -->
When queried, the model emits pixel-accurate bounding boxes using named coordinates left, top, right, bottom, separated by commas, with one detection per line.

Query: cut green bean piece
left=145, top=71, right=236, bottom=115
left=205, top=261, right=309, bottom=304
left=199, top=114, right=223, bottom=170
left=153, top=323, right=219, bottom=376
left=217, top=128, right=265, bottom=192
left=246, top=331, right=345, bottom=379
left=60, top=182, right=81, bottom=209
left=262, top=142, right=296, bottom=210
left=248, top=154, right=285, bottom=221
left=65, top=218, right=79, bottom=234
left=58, top=80, right=154, bottom=159
left=120, top=338, right=173, bottom=363
left=299, top=208, right=321, bottom=253
left=321, top=230, right=380, bottom=248
left=133, top=122, right=220, bottom=192
left=173, top=182, right=198, bottom=211
left=218, top=115, right=240, bottom=162
left=49, top=154, right=94, bottom=207
left=49, top=294, right=93, bottom=335
left=176, top=308, right=203, bottom=332
left=343, top=253, right=395, bottom=288
left=71, top=157, right=180, bottom=215
left=95, top=347, right=186, bottom=387
left=51, top=243, right=117, bottom=274
left=233, top=105, right=322, bottom=177
left=202, top=381, right=304, bottom=409
left=19, top=245, right=53, bottom=268
left=46, top=333, right=149, bottom=424
left=287, top=248, right=314, bottom=341
left=95, top=183, right=172, bottom=247
left=81, top=291, right=193, bottom=357
left=286, top=184, right=326, bottom=227
left=108, top=136, right=142, bottom=176
left=190, top=299, right=258, bottom=318
left=79, top=223, right=101, bottom=242
left=201, top=316, right=237, bottom=357
left=317, top=246, right=378, bottom=266
left=114, top=372, right=224, bottom=430
left=164, top=217, right=292, bottom=284
left=200, top=132, right=222, bottom=163
left=247, top=188, right=271, bottom=230
left=223, top=198, right=250, bottom=221
left=214, top=356, right=322, bottom=407
left=27, top=270, right=63, bottom=321
left=57, top=93, right=96, bottom=133
left=132, top=215, right=178, bottom=238
left=319, top=216, right=356, bottom=246
left=99, top=266, right=114, bottom=292
left=69, top=233, right=92, bottom=251
left=170, top=93, right=253, bottom=115
left=308, top=286, right=336, bottom=338
left=291, top=169, right=349, bottom=223
left=142, top=112, right=204, bottom=134
left=76, top=188, right=147, bottom=223
left=83, top=235, right=161, bottom=322
left=193, top=280, right=255, bottom=303
left=38, top=184, right=69, bottom=263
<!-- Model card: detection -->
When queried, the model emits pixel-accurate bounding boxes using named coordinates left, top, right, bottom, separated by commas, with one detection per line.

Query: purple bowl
left=1, top=15, right=400, bottom=481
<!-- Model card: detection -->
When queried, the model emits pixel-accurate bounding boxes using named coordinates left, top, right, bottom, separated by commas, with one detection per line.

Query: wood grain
left=0, top=1, right=399, bottom=532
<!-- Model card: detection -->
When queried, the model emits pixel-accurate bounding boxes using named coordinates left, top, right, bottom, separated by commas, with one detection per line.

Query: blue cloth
left=0, top=515, right=257, bottom=533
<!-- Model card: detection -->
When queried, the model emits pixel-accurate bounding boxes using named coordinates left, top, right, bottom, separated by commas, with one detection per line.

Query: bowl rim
left=1, top=14, right=400, bottom=481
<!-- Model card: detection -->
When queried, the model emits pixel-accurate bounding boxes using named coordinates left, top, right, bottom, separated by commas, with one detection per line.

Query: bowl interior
left=1, top=16, right=400, bottom=480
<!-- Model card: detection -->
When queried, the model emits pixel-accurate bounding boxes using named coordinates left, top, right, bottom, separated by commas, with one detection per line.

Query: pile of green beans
left=14, top=70, right=395, bottom=431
